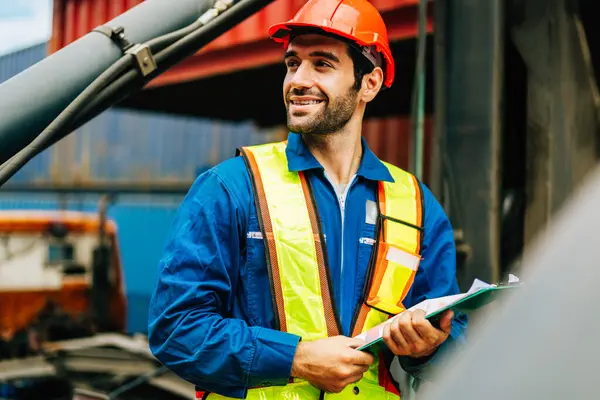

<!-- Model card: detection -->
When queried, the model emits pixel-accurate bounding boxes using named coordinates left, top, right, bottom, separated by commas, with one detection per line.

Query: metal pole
left=443, top=0, right=504, bottom=288
left=431, top=0, right=447, bottom=198
left=410, top=0, right=428, bottom=181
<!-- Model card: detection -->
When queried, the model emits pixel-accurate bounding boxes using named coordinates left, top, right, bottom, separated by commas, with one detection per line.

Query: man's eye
left=286, top=61, right=299, bottom=68
left=316, top=61, right=332, bottom=68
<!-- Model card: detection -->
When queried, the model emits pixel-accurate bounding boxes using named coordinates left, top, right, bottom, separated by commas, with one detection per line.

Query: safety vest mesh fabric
left=204, top=141, right=423, bottom=400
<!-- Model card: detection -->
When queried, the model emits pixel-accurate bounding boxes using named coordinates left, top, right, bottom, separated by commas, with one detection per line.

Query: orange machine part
left=0, top=211, right=127, bottom=342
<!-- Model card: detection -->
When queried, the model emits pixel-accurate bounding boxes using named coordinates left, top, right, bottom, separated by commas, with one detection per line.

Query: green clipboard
left=357, top=284, right=521, bottom=352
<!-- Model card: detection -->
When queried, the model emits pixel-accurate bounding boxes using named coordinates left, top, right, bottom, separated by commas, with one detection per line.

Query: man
left=148, top=0, right=467, bottom=398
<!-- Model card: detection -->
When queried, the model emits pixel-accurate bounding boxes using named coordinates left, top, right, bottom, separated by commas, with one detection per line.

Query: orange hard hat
left=268, top=0, right=395, bottom=88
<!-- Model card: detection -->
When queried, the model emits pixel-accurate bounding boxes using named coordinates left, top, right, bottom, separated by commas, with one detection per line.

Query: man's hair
left=347, top=44, right=376, bottom=91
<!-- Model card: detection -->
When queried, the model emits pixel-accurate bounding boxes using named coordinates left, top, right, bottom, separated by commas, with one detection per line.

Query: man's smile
left=288, top=96, right=326, bottom=113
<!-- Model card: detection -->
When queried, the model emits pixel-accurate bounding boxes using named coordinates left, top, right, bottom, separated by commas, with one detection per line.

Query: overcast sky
left=0, top=0, right=53, bottom=56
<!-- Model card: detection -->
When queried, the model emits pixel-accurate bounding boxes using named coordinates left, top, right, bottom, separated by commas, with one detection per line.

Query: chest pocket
left=364, top=214, right=422, bottom=315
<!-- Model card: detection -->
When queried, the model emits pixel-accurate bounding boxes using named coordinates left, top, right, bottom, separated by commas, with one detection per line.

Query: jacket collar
left=285, top=132, right=394, bottom=182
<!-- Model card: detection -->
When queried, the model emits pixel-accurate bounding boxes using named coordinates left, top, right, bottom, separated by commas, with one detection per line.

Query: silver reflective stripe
left=360, top=237, right=376, bottom=246
left=365, top=200, right=378, bottom=225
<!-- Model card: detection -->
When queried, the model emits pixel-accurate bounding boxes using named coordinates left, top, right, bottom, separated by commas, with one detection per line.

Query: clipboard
left=427, top=284, right=519, bottom=322
left=356, top=281, right=521, bottom=352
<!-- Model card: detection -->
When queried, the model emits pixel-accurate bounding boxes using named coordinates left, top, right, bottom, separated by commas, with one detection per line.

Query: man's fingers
left=411, top=311, right=439, bottom=344
left=390, top=318, right=410, bottom=352
left=412, top=309, right=427, bottom=320
left=357, top=364, right=370, bottom=374
left=345, top=337, right=374, bottom=365
left=398, top=311, right=423, bottom=345
left=348, top=337, right=368, bottom=349
left=348, top=349, right=375, bottom=366
left=383, top=321, right=403, bottom=355
left=439, top=310, right=454, bottom=334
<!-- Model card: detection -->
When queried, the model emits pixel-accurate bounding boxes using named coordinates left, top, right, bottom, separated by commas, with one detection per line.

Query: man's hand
left=291, top=336, right=374, bottom=393
left=383, top=309, right=453, bottom=358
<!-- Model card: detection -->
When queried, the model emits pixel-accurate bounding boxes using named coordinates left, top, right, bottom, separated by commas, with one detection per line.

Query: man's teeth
left=293, top=100, right=321, bottom=105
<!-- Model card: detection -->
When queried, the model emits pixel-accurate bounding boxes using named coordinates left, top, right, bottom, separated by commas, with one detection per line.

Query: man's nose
left=290, top=62, right=314, bottom=89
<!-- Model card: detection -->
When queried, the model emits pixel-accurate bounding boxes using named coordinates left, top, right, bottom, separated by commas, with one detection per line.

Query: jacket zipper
left=324, top=173, right=356, bottom=334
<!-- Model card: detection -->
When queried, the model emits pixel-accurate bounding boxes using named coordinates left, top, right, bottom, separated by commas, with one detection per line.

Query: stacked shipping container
left=14, top=112, right=429, bottom=188
left=14, top=109, right=286, bottom=187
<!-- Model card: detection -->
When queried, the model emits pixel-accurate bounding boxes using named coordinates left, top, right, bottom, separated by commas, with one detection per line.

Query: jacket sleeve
left=396, top=183, right=468, bottom=380
left=148, top=169, right=301, bottom=399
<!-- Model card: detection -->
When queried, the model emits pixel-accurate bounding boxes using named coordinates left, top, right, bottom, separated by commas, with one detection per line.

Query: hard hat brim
left=268, top=22, right=395, bottom=88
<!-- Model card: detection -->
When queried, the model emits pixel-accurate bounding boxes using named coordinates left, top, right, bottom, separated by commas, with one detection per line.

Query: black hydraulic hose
left=0, top=0, right=274, bottom=185
left=0, top=55, right=133, bottom=186
left=32, top=15, right=213, bottom=153
left=146, top=18, right=207, bottom=53
left=6, top=6, right=218, bottom=163
left=0, top=11, right=200, bottom=178
left=0, top=0, right=213, bottom=166
left=65, top=0, right=275, bottom=147
left=72, top=0, right=276, bottom=132
left=153, top=0, right=274, bottom=74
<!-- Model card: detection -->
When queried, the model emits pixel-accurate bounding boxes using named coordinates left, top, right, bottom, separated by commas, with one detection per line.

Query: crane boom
left=0, top=0, right=274, bottom=183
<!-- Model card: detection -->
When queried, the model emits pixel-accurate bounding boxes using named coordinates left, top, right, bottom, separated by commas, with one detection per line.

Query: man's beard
left=286, top=87, right=358, bottom=135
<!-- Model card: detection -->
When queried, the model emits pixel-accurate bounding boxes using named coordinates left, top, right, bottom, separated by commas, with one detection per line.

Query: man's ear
left=361, top=67, right=384, bottom=103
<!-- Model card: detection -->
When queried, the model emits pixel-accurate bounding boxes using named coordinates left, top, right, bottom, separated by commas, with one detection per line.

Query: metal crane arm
left=0, top=0, right=274, bottom=186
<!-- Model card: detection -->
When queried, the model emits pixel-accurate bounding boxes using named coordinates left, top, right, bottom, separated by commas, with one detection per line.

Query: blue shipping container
left=0, top=42, right=48, bottom=84
left=27, top=109, right=286, bottom=186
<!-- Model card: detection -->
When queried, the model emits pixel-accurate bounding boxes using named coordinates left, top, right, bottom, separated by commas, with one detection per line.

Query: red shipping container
left=363, top=115, right=433, bottom=182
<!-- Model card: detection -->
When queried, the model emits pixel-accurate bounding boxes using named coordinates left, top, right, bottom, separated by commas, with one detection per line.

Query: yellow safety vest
left=204, top=141, right=423, bottom=400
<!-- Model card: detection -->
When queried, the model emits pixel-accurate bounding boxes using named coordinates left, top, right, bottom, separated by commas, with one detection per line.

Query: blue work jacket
left=148, top=132, right=468, bottom=398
